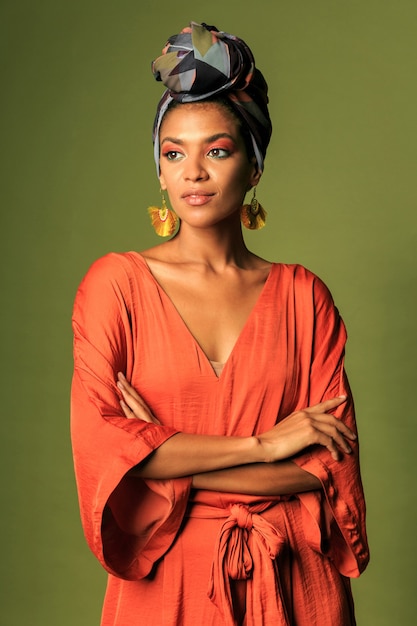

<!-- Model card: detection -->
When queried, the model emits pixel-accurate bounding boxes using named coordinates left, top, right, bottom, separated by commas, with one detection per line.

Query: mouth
left=181, top=191, right=215, bottom=206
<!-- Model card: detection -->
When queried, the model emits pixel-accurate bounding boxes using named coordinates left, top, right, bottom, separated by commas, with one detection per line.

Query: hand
left=116, top=373, right=160, bottom=424
left=257, top=396, right=356, bottom=462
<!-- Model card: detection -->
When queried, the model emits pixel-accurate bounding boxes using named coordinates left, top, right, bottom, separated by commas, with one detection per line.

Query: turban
left=151, top=22, right=272, bottom=173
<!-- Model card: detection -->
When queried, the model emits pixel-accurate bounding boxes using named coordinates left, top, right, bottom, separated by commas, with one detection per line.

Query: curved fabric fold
left=207, top=502, right=290, bottom=625
left=71, top=253, right=369, bottom=624
left=71, top=254, right=192, bottom=579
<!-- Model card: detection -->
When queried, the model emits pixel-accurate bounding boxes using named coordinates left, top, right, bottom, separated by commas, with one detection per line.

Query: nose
left=183, top=154, right=208, bottom=182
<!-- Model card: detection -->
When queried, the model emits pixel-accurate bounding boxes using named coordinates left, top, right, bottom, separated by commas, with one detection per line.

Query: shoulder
left=79, top=251, right=139, bottom=281
left=73, top=252, right=147, bottom=314
left=275, top=263, right=334, bottom=303
left=77, top=251, right=148, bottom=292
left=274, top=264, right=345, bottom=339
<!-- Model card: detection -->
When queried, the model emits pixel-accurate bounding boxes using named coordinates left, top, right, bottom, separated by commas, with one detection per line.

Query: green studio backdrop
left=1, top=0, right=416, bottom=624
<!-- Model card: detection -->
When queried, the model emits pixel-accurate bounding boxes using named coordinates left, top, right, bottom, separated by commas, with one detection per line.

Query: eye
left=207, top=147, right=230, bottom=159
left=162, top=150, right=183, bottom=161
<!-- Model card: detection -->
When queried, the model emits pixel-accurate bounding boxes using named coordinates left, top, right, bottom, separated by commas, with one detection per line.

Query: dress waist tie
left=189, top=500, right=290, bottom=626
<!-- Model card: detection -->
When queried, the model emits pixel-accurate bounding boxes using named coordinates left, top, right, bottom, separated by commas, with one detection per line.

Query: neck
left=168, top=221, right=254, bottom=270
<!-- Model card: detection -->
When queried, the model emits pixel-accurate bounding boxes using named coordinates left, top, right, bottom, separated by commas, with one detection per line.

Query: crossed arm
left=116, top=373, right=356, bottom=497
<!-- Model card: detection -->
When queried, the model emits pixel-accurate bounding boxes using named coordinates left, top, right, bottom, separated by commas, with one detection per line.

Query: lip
left=181, top=191, right=215, bottom=206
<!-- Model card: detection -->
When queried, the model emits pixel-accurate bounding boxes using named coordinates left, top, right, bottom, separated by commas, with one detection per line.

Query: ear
left=248, top=161, right=262, bottom=189
left=159, top=173, right=166, bottom=190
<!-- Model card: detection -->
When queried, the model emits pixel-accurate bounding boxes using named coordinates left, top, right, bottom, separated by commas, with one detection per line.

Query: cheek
left=233, top=166, right=255, bottom=191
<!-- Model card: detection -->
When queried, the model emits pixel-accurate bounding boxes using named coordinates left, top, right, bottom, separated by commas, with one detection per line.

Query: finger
left=304, top=426, right=344, bottom=461
left=304, top=396, right=347, bottom=415
left=316, top=413, right=357, bottom=441
left=120, top=392, right=160, bottom=424
left=117, top=373, right=145, bottom=405
left=305, top=397, right=357, bottom=441
left=295, top=403, right=356, bottom=442
left=120, top=399, right=136, bottom=419
left=118, top=383, right=146, bottom=414
left=121, top=394, right=154, bottom=422
left=311, top=419, right=353, bottom=455
left=117, top=372, right=142, bottom=401
left=305, top=411, right=356, bottom=446
left=117, top=384, right=150, bottom=417
left=117, top=373, right=160, bottom=425
left=120, top=398, right=156, bottom=423
left=325, top=438, right=342, bottom=461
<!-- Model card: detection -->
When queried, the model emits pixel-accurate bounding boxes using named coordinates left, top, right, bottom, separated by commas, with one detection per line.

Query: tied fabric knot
left=233, top=503, right=253, bottom=530
left=227, top=504, right=254, bottom=580
left=208, top=503, right=290, bottom=625
left=152, top=22, right=255, bottom=98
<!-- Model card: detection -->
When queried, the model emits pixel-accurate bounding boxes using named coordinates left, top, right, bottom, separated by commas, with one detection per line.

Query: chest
left=128, top=262, right=315, bottom=433
left=133, top=286, right=303, bottom=435
left=150, top=269, right=270, bottom=363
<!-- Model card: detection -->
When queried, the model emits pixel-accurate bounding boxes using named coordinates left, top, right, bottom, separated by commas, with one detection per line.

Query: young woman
left=71, top=22, right=369, bottom=626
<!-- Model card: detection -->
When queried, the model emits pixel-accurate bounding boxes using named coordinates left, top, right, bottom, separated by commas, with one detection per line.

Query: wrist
left=247, top=435, right=267, bottom=463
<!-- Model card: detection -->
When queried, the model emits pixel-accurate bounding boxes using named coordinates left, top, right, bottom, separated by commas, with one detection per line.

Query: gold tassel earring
left=240, top=187, right=267, bottom=230
left=147, top=189, right=178, bottom=237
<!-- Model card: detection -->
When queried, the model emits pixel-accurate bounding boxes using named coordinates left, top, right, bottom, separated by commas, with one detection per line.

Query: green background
left=1, top=0, right=416, bottom=624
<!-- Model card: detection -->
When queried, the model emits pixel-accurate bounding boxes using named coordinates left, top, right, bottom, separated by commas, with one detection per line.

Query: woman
left=71, top=22, right=369, bottom=626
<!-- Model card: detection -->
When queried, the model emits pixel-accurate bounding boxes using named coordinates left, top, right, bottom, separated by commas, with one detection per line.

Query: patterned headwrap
left=152, top=22, right=272, bottom=173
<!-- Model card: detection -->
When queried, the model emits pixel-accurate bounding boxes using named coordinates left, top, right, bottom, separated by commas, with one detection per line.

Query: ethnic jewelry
left=147, top=190, right=178, bottom=237
left=240, top=187, right=267, bottom=230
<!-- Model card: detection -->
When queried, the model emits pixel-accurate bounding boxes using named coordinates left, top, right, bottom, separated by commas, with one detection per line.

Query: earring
left=147, top=190, right=178, bottom=237
left=240, top=187, right=267, bottom=230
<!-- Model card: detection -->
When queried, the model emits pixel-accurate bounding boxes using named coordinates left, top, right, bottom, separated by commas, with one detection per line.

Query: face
left=158, top=102, right=261, bottom=230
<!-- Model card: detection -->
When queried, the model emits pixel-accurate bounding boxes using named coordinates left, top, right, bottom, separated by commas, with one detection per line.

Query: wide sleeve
left=70, top=253, right=192, bottom=580
left=291, top=272, right=369, bottom=577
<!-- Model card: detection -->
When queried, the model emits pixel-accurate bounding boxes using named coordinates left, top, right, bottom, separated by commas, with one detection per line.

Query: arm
left=71, top=255, right=192, bottom=579
left=117, top=373, right=355, bottom=482
left=191, top=461, right=321, bottom=495
left=286, top=271, right=369, bottom=576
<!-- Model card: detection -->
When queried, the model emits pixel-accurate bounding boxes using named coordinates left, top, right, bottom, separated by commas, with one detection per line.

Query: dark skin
left=116, top=102, right=356, bottom=496
left=118, top=372, right=353, bottom=494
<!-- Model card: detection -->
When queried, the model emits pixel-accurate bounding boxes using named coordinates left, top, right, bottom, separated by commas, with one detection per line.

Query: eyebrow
left=160, top=132, right=237, bottom=146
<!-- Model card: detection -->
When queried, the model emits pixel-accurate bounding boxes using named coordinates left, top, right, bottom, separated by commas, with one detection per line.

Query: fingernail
left=337, top=395, right=347, bottom=400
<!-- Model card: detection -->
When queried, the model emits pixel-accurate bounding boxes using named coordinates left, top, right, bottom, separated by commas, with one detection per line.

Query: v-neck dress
left=71, top=252, right=369, bottom=626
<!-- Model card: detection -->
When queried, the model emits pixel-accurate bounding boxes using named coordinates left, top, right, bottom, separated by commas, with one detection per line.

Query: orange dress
left=71, top=252, right=369, bottom=626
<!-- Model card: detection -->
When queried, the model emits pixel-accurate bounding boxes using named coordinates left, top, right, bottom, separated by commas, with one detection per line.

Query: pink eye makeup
left=207, top=138, right=236, bottom=155
left=161, top=141, right=180, bottom=153
left=159, top=134, right=239, bottom=161
left=161, top=142, right=184, bottom=160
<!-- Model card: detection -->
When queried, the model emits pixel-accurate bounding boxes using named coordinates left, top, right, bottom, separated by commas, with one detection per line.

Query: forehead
left=160, top=102, right=241, bottom=137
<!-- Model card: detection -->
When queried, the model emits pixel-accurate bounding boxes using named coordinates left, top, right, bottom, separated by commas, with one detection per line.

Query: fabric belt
left=188, top=498, right=291, bottom=625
